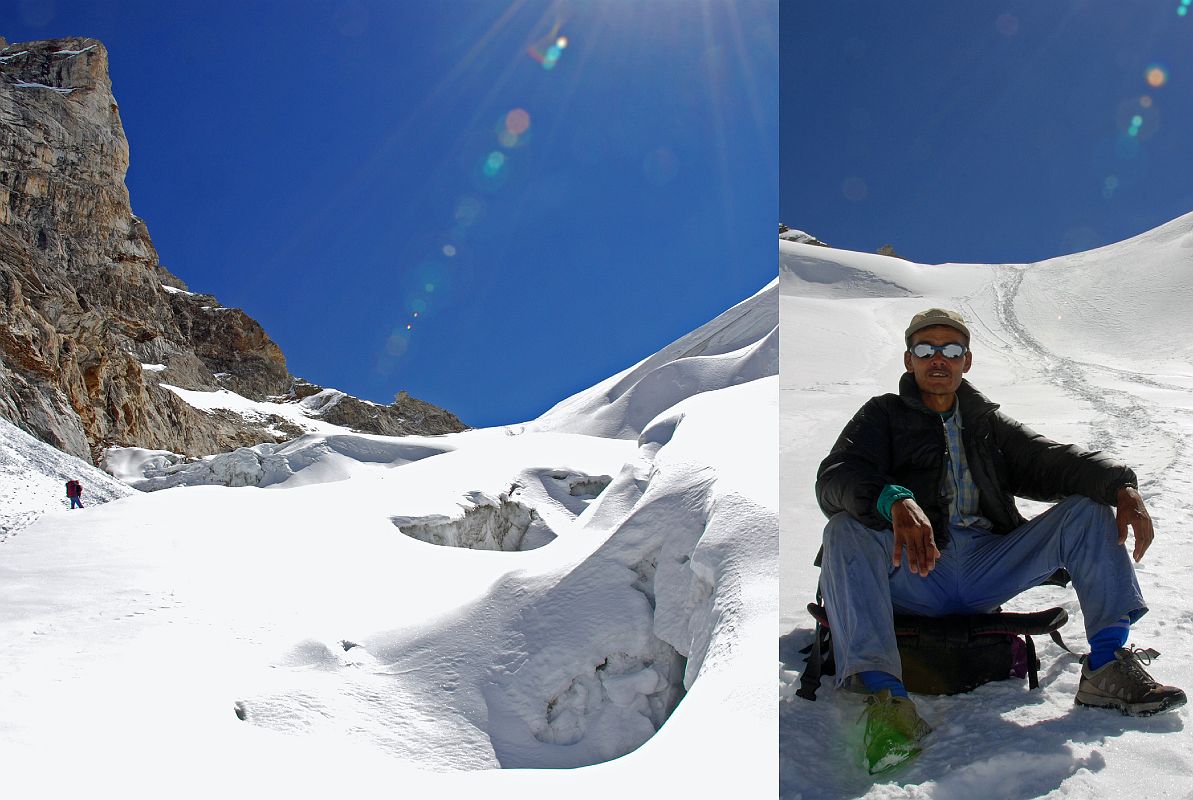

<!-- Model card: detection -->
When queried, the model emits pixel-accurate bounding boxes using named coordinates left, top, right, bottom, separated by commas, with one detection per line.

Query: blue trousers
left=819, top=495, right=1147, bottom=683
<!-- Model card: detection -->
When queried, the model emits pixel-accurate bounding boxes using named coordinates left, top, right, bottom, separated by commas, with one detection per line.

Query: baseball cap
left=905, top=308, right=970, bottom=346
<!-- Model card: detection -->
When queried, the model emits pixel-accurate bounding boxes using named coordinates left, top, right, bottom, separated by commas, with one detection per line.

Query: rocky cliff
left=0, top=37, right=465, bottom=464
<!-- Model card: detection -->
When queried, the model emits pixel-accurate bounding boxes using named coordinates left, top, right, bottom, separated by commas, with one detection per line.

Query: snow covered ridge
left=153, top=383, right=363, bottom=440
left=533, top=279, right=777, bottom=438
left=778, top=227, right=828, bottom=246
left=779, top=211, right=1193, bottom=798
left=152, top=376, right=466, bottom=440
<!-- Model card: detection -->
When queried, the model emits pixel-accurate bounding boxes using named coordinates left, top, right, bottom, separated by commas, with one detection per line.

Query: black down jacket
left=816, top=373, right=1138, bottom=549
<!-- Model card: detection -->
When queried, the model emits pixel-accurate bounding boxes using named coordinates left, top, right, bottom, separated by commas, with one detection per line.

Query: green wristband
left=877, top=484, right=915, bottom=522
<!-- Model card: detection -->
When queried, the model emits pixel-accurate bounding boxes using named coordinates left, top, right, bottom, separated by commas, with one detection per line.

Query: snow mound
left=0, top=417, right=134, bottom=539
left=532, top=280, right=778, bottom=438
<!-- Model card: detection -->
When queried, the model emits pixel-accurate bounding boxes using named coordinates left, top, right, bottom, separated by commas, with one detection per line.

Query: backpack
left=66, top=480, right=81, bottom=497
left=795, top=549, right=1075, bottom=700
left=797, top=602, right=1073, bottom=699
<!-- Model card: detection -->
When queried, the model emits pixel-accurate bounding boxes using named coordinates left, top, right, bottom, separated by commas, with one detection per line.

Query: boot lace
left=1120, top=645, right=1162, bottom=686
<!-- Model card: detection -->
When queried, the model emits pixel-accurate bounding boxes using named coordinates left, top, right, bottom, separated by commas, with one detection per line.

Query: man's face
left=904, top=325, right=971, bottom=398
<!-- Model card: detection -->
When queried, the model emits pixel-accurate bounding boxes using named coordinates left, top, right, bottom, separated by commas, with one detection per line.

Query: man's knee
left=1059, top=495, right=1116, bottom=529
left=822, top=513, right=890, bottom=564
left=1058, top=494, right=1111, bottom=513
left=1050, top=495, right=1119, bottom=553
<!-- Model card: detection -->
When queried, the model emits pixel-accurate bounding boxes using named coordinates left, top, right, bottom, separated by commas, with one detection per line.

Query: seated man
left=816, top=308, right=1185, bottom=761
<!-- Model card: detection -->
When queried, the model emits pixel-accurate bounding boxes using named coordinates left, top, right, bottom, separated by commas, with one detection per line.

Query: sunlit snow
left=0, top=282, right=777, bottom=796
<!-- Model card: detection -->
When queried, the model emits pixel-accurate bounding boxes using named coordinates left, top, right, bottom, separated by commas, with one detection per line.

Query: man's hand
left=1116, top=486, right=1154, bottom=562
left=891, top=498, right=940, bottom=576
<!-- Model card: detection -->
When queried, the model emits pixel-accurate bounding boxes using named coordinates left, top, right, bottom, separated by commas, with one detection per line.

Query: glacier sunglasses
left=909, top=342, right=968, bottom=360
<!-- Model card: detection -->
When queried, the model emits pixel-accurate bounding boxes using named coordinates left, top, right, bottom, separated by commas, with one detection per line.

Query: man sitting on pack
left=816, top=308, right=1186, bottom=762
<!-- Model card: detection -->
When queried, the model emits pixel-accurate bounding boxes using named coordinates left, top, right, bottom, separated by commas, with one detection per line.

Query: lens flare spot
left=527, top=23, right=567, bottom=68
left=506, top=108, right=531, bottom=136
left=1140, top=95, right=1153, bottom=108
left=842, top=176, right=869, bottom=202
left=1180, top=6, right=1189, bottom=15
left=386, top=332, right=410, bottom=357
left=412, top=311, right=419, bottom=318
left=442, top=244, right=456, bottom=257
left=499, top=130, right=519, bottom=148
left=995, top=13, right=1019, bottom=36
left=405, top=323, right=413, bottom=331
left=454, top=196, right=484, bottom=227
left=425, top=283, right=435, bottom=292
left=415, top=262, right=451, bottom=297
left=1117, top=98, right=1159, bottom=140
left=483, top=151, right=506, bottom=177
left=1116, top=135, right=1141, bottom=159
left=1146, top=65, right=1168, bottom=87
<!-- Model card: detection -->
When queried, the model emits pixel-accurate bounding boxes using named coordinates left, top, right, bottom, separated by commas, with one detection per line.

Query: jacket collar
left=898, top=372, right=1000, bottom=418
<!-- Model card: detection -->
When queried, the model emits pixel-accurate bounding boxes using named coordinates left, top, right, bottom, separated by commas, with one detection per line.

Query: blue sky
left=781, top=1, right=1193, bottom=265
left=4, top=0, right=777, bottom=428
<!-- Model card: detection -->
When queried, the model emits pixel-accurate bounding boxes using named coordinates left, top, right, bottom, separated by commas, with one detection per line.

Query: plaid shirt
left=942, top=406, right=992, bottom=529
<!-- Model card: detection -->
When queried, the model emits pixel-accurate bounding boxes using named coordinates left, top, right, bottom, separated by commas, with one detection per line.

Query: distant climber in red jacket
left=66, top=479, right=84, bottom=509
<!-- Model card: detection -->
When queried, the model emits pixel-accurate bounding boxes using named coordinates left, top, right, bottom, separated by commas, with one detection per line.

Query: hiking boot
left=1075, top=646, right=1187, bottom=716
left=860, top=689, right=931, bottom=775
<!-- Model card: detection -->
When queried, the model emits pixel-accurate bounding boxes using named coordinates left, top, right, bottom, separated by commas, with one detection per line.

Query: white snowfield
left=779, top=212, right=1193, bottom=799
left=0, top=284, right=777, bottom=796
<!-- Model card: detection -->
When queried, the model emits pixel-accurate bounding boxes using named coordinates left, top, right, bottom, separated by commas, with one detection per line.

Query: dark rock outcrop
left=0, top=37, right=465, bottom=463
left=290, top=380, right=466, bottom=437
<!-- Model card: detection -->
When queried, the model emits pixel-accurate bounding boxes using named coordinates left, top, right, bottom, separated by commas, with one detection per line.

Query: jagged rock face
left=0, top=38, right=465, bottom=463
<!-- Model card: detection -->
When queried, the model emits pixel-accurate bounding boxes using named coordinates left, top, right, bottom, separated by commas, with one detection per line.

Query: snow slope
left=0, top=284, right=777, bottom=797
left=779, top=212, right=1193, bottom=799
left=0, top=417, right=133, bottom=540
